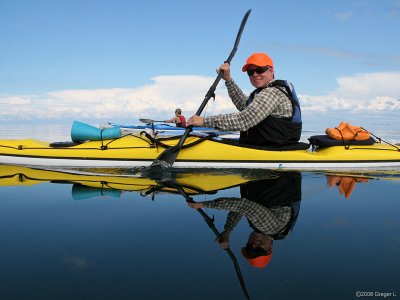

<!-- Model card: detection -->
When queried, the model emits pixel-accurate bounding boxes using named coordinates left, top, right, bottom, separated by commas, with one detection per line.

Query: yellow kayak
left=0, top=134, right=399, bottom=170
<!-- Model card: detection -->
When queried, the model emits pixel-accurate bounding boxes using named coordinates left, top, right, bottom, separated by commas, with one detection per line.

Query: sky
left=1, top=0, right=399, bottom=133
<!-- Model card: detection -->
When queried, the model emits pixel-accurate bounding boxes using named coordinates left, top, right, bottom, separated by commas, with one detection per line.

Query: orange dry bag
left=325, top=122, right=370, bottom=141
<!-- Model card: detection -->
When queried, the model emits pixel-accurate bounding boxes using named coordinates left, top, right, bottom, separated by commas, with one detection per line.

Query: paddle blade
left=150, top=126, right=192, bottom=168
left=150, top=145, right=180, bottom=168
left=139, top=118, right=164, bottom=124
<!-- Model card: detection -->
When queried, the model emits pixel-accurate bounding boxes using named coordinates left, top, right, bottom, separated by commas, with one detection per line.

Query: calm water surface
left=0, top=124, right=399, bottom=300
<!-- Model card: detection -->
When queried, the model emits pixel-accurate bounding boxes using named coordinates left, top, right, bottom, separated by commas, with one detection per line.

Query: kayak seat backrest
left=309, top=135, right=376, bottom=148
left=50, top=141, right=82, bottom=148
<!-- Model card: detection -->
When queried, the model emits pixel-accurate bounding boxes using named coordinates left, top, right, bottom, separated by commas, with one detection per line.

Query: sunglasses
left=245, top=242, right=271, bottom=257
left=247, top=66, right=270, bottom=76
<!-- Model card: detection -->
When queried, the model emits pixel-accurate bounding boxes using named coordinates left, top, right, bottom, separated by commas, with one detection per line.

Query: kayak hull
left=1, top=135, right=400, bottom=171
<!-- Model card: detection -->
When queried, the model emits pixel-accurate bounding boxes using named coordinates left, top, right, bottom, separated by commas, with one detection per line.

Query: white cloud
left=300, top=71, right=400, bottom=113
left=0, top=72, right=399, bottom=127
left=0, top=75, right=235, bottom=121
left=0, top=96, right=31, bottom=105
left=334, top=72, right=400, bottom=99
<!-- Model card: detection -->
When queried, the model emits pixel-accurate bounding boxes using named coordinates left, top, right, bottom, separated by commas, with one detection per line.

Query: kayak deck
left=115, top=123, right=239, bottom=139
left=0, top=134, right=399, bottom=170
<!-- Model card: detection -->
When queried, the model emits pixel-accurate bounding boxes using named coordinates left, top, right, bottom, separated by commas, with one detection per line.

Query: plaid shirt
left=204, top=80, right=293, bottom=131
left=203, top=197, right=292, bottom=236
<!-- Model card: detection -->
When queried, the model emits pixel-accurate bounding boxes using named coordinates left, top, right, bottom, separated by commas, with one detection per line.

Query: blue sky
left=1, top=0, right=399, bottom=133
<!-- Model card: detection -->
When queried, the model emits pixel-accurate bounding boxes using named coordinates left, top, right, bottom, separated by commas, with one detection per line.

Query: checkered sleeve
left=203, top=197, right=292, bottom=235
left=225, top=80, right=248, bottom=111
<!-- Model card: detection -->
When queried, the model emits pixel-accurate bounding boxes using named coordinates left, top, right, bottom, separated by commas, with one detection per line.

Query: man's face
left=247, top=231, right=272, bottom=250
left=247, top=65, right=274, bottom=88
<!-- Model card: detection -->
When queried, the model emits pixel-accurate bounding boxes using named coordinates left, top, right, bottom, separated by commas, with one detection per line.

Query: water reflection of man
left=188, top=172, right=302, bottom=268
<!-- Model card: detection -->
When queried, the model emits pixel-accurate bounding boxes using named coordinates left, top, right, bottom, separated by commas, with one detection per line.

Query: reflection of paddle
left=158, top=179, right=251, bottom=300
left=150, top=10, right=251, bottom=168
left=182, top=191, right=251, bottom=300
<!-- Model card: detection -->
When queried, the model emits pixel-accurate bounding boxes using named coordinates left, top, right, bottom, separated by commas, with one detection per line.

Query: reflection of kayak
left=0, top=134, right=400, bottom=170
left=1, top=165, right=398, bottom=202
left=0, top=165, right=274, bottom=198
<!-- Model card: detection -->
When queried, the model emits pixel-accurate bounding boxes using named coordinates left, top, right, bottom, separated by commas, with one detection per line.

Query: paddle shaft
left=195, top=207, right=251, bottom=300
left=168, top=182, right=251, bottom=300
left=151, top=9, right=251, bottom=167
left=193, top=9, right=252, bottom=116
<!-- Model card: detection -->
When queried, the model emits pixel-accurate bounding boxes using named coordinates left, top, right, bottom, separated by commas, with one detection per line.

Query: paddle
left=150, top=9, right=251, bottom=168
left=188, top=201, right=252, bottom=300
left=139, top=118, right=165, bottom=124
left=155, top=178, right=251, bottom=300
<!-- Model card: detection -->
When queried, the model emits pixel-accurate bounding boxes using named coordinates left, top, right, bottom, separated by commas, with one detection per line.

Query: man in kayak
left=164, top=108, right=187, bottom=127
left=187, top=52, right=302, bottom=148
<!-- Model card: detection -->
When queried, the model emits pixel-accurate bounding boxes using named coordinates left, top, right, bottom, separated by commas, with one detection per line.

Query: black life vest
left=239, top=80, right=302, bottom=148
left=240, top=172, right=302, bottom=240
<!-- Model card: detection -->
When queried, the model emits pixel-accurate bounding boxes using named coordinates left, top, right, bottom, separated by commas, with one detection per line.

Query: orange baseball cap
left=241, top=247, right=272, bottom=268
left=242, top=52, right=274, bottom=72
